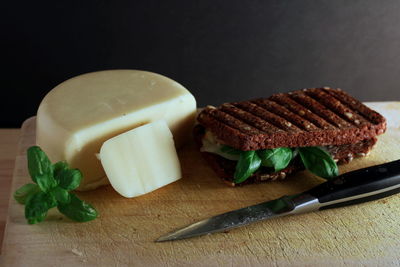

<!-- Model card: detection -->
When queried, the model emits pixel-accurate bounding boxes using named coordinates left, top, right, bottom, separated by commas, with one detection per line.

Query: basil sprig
left=222, top=145, right=338, bottom=184
left=14, top=146, right=98, bottom=224
left=298, top=147, right=339, bottom=179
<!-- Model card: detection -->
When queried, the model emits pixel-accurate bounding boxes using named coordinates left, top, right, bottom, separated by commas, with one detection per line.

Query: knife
left=157, top=159, right=400, bottom=242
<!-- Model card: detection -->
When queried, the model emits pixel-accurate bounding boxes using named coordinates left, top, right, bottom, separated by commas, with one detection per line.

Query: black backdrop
left=3, top=0, right=400, bottom=127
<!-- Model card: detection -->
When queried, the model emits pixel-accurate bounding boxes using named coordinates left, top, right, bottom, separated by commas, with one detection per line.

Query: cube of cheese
left=99, top=120, right=181, bottom=198
left=36, top=70, right=196, bottom=190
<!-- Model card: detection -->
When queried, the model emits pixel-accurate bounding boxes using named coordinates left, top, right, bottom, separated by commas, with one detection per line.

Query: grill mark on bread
left=269, top=94, right=335, bottom=130
left=323, top=88, right=386, bottom=126
left=201, top=108, right=263, bottom=135
left=197, top=110, right=263, bottom=150
left=196, top=113, right=243, bottom=134
left=231, top=102, right=301, bottom=132
left=287, top=90, right=352, bottom=128
left=219, top=103, right=283, bottom=134
left=251, top=99, right=319, bottom=131
left=303, top=88, right=370, bottom=127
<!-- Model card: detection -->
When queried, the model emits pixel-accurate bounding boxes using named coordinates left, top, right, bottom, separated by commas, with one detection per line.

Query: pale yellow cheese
left=36, top=70, right=196, bottom=190
left=99, top=120, right=181, bottom=198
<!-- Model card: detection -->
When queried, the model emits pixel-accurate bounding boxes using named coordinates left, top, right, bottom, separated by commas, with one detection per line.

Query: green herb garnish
left=57, top=193, right=98, bottom=222
left=14, top=146, right=98, bottom=224
left=298, top=147, right=339, bottom=179
left=257, top=147, right=292, bottom=172
left=220, top=145, right=339, bottom=184
left=233, top=151, right=262, bottom=183
left=14, top=183, right=41, bottom=205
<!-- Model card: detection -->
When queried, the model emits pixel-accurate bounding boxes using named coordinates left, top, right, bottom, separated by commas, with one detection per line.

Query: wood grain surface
left=2, top=103, right=400, bottom=266
left=0, top=129, right=20, bottom=254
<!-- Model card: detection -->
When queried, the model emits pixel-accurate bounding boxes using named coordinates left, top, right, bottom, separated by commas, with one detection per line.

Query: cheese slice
left=99, top=120, right=181, bottom=198
left=36, top=70, right=196, bottom=190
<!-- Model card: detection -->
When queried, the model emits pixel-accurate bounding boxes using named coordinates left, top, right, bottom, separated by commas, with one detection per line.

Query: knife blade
left=157, top=159, right=400, bottom=242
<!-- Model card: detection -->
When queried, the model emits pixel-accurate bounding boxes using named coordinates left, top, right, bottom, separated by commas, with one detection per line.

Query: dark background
left=3, top=0, right=400, bottom=127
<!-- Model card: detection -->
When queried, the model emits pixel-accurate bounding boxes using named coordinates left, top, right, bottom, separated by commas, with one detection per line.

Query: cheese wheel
left=36, top=70, right=196, bottom=190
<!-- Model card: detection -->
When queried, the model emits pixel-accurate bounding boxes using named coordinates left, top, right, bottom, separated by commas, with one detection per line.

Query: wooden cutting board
left=2, top=102, right=400, bottom=266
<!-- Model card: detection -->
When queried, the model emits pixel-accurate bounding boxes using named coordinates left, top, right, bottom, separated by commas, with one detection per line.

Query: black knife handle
left=305, top=159, right=400, bottom=210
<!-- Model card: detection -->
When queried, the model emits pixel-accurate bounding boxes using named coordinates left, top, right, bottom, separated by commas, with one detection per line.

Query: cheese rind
left=99, top=121, right=181, bottom=198
left=36, top=70, right=196, bottom=190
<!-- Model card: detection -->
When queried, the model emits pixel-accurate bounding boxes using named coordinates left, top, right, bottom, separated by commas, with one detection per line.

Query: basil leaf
left=55, top=169, right=82, bottom=191
left=220, top=145, right=242, bottom=155
left=57, top=194, right=98, bottom=222
left=51, top=186, right=70, bottom=204
left=234, top=151, right=261, bottom=184
left=53, top=161, right=69, bottom=178
left=25, top=191, right=57, bottom=224
left=27, top=146, right=53, bottom=183
left=257, top=147, right=292, bottom=172
left=298, top=147, right=339, bottom=179
left=14, top=184, right=40, bottom=204
left=36, top=174, right=58, bottom=193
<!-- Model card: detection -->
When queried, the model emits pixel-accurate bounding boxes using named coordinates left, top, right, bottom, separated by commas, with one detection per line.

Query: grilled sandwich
left=195, top=87, right=386, bottom=186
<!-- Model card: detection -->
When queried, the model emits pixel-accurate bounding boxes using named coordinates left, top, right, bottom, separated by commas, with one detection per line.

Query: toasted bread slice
left=197, top=88, right=386, bottom=151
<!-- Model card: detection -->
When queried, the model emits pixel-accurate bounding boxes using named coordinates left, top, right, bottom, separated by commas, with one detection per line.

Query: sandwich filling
left=200, top=130, right=375, bottom=185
